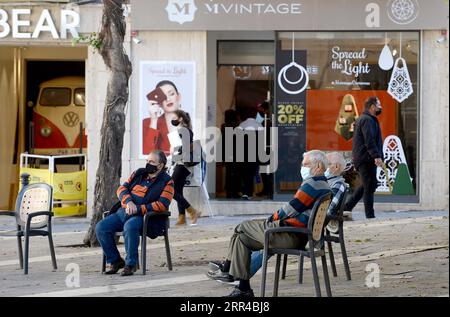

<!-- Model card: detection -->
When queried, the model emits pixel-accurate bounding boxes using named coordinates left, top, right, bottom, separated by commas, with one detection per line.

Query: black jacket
left=352, top=110, right=383, bottom=169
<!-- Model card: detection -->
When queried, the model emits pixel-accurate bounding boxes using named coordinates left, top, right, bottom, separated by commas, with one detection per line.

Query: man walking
left=344, top=96, right=383, bottom=219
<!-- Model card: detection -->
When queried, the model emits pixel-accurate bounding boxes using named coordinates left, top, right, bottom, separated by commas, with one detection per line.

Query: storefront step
left=207, top=200, right=283, bottom=216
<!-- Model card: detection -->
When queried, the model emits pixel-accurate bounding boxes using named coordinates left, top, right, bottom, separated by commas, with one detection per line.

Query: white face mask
left=301, top=166, right=311, bottom=180
left=324, top=168, right=332, bottom=178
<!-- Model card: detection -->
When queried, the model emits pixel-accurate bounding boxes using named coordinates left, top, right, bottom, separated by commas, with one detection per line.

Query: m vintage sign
left=132, top=0, right=448, bottom=31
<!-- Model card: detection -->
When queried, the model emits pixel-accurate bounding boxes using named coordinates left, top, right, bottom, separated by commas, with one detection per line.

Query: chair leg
left=47, top=220, right=57, bottom=270
left=48, top=234, right=57, bottom=270
left=17, top=236, right=24, bottom=270
left=260, top=249, right=269, bottom=297
left=24, top=233, right=30, bottom=275
left=327, top=241, right=337, bottom=277
left=321, top=254, right=332, bottom=297
left=141, top=235, right=147, bottom=275
left=164, top=231, right=173, bottom=271
left=101, top=254, right=106, bottom=273
left=298, top=255, right=304, bottom=284
left=310, top=252, right=321, bottom=297
left=273, top=254, right=281, bottom=297
left=340, top=233, right=351, bottom=281
left=281, top=254, right=288, bottom=279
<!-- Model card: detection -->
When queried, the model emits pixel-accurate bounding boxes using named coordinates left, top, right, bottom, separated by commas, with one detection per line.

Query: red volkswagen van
left=32, top=76, right=87, bottom=155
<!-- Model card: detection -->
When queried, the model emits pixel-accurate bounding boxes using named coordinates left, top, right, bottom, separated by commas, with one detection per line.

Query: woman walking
left=171, top=109, right=201, bottom=226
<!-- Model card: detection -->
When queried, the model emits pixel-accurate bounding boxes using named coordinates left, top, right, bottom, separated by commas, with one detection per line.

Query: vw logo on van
left=63, top=111, right=80, bottom=127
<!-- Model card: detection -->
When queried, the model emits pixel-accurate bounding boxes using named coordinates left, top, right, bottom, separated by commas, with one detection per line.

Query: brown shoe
left=175, top=214, right=186, bottom=226
left=104, top=257, right=125, bottom=275
left=186, top=206, right=201, bottom=225
left=120, top=265, right=138, bottom=276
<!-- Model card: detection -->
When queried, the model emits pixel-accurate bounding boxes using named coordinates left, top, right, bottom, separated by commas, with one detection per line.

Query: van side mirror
left=27, top=101, right=34, bottom=108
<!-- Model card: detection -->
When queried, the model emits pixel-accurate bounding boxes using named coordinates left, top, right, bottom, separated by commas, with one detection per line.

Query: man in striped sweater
left=207, top=150, right=331, bottom=297
left=96, top=150, right=174, bottom=276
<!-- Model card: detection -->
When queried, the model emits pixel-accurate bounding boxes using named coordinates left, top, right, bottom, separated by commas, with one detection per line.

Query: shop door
left=216, top=64, right=275, bottom=200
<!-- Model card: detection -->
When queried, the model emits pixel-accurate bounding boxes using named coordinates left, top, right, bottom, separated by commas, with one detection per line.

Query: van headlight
left=40, top=126, right=52, bottom=137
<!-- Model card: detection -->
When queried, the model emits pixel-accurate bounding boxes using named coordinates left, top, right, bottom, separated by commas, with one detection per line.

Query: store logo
left=165, top=0, right=197, bottom=25
left=203, top=2, right=302, bottom=15
left=387, top=0, right=419, bottom=25
left=63, top=112, right=79, bottom=127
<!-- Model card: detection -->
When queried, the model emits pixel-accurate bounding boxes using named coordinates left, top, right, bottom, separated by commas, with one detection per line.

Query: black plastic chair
left=100, top=207, right=173, bottom=275
left=0, top=183, right=57, bottom=274
left=280, top=187, right=352, bottom=283
left=323, top=188, right=351, bottom=281
left=260, top=193, right=332, bottom=297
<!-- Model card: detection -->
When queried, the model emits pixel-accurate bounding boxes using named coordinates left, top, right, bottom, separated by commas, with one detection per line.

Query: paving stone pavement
left=0, top=210, right=448, bottom=297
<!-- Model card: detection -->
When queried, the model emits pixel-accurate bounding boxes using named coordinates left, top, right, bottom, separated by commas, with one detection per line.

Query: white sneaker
left=343, top=211, right=353, bottom=221
left=326, top=220, right=339, bottom=233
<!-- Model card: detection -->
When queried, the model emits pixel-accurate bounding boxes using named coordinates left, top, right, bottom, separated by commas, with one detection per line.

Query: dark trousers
left=345, top=162, right=377, bottom=218
left=258, top=172, right=274, bottom=198
left=240, top=162, right=258, bottom=197
left=225, top=162, right=241, bottom=198
left=96, top=208, right=142, bottom=266
left=172, top=164, right=191, bottom=215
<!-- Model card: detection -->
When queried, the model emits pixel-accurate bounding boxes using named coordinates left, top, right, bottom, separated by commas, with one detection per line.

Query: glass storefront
left=276, top=31, right=420, bottom=197
left=214, top=32, right=420, bottom=200
left=216, top=40, right=275, bottom=199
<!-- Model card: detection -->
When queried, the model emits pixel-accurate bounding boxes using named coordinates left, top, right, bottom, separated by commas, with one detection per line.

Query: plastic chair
left=100, top=205, right=173, bottom=275
left=260, top=193, right=332, bottom=297
left=280, top=188, right=352, bottom=283
left=323, top=188, right=351, bottom=280
left=0, top=183, right=57, bottom=274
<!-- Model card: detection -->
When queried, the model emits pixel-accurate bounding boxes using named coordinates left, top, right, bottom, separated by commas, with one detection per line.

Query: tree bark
left=84, top=0, right=132, bottom=246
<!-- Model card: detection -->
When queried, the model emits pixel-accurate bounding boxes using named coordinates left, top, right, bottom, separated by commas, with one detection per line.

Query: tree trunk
left=84, top=0, right=132, bottom=246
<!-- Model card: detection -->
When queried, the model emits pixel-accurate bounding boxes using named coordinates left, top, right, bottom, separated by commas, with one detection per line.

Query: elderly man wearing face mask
left=207, top=150, right=331, bottom=297
left=324, top=152, right=349, bottom=233
left=96, top=150, right=174, bottom=276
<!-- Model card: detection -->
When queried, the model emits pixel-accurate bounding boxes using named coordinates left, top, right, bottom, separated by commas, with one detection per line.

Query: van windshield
left=74, top=88, right=85, bottom=106
left=39, top=88, right=71, bottom=107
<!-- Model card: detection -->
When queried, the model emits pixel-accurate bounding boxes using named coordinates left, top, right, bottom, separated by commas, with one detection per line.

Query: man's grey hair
left=327, top=152, right=346, bottom=173
left=303, top=150, right=327, bottom=170
left=150, top=149, right=167, bottom=167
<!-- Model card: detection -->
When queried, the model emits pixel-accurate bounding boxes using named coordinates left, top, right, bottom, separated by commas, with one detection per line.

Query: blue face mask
left=301, top=166, right=311, bottom=180
left=324, top=168, right=332, bottom=179
left=255, top=112, right=264, bottom=124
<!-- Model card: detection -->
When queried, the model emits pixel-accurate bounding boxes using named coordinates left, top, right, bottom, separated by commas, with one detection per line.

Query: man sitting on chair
left=96, top=150, right=174, bottom=276
left=207, top=150, right=331, bottom=297
left=324, top=152, right=348, bottom=233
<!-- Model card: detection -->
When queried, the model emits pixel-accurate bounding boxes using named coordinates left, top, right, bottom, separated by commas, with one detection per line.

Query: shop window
left=276, top=32, right=419, bottom=196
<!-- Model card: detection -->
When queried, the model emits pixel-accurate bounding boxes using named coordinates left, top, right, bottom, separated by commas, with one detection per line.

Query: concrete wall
left=419, top=30, right=449, bottom=210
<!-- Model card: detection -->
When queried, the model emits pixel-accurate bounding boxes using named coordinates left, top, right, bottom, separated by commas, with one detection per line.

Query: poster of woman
left=140, top=61, right=196, bottom=158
